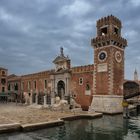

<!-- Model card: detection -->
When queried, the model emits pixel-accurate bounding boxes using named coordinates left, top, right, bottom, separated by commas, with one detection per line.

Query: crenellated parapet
left=92, top=15, right=127, bottom=49
left=97, top=15, right=121, bottom=29
left=91, top=33, right=127, bottom=49
left=71, top=64, right=94, bottom=73
left=21, top=70, right=53, bottom=80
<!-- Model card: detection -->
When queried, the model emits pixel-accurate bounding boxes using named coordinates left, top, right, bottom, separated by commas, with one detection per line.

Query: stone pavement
left=0, top=103, right=103, bottom=133
left=0, top=103, right=71, bottom=124
left=0, top=103, right=102, bottom=125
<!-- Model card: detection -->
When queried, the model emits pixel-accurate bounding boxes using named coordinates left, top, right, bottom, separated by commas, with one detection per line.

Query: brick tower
left=91, top=15, right=127, bottom=113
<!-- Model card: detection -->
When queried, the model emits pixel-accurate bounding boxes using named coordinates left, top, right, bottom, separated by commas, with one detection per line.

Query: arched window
left=79, top=77, right=83, bottom=85
left=86, top=83, right=90, bottom=91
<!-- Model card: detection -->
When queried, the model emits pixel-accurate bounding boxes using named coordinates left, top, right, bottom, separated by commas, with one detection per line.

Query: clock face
left=115, top=51, right=122, bottom=63
left=98, top=51, right=107, bottom=61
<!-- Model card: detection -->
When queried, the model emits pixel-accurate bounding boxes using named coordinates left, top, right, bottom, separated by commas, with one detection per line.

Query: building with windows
left=6, top=15, right=140, bottom=113
left=7, top=47, right=94, bottom=110
left=0, top=67, right=8, bottom=93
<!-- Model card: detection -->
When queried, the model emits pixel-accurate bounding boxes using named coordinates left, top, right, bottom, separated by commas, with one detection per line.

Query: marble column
left=35, top=94, right=38, bottom=105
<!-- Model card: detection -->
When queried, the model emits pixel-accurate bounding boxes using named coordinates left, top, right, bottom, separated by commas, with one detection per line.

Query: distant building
left=0, top=67, right=8, bottom=93
left=134, top=69, right=138, bottom=82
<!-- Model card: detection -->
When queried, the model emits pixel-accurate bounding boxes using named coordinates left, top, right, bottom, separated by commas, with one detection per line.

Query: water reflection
left=0, top=111, right=140, bottom=140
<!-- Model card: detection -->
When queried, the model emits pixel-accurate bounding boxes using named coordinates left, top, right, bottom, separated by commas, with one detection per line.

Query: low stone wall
left=0, top=123, right=21, bottom=134
left=0, top=113, right=103, bottom=134
left=91, top=95, right=123, bottom=114
left=61, top=113, right=102, bottom=121
left=22, top=120, right=64, bottom=132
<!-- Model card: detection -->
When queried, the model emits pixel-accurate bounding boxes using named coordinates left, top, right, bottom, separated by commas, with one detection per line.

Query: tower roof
left=134, top=68, right=137, bottom=74
left=91, top=15, right=127, bottom=49
left=97, top=15, right=122, bottom=28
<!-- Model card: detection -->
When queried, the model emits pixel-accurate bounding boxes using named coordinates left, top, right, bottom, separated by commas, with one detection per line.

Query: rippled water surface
left=0, top=110, right=140, bottom=140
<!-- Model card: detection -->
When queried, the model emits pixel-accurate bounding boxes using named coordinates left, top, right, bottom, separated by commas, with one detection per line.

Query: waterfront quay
left=0, top=103, right=102, bottom=133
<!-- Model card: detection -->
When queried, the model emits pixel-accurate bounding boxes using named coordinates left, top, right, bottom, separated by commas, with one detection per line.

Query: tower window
left=101, top=27, right=107, bottom=36
left=114, top=27, right=119, bottom=35
left=86, top=83, right=90, bottom=91
left=79, top=77, right=83, bottom=85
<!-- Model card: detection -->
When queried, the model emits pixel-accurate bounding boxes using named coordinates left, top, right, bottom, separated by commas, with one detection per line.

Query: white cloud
left=124, top=30, right=138, bottom=43
left=0, top=8, right=13, bottom=21
left=0, top=7, right=32, bottom=34
left=130, top=0, right=140, bottom=7
left=59, top=0, right=92, bottom=17
left=0, top=0, right=139, bottom=80
left=74, top=20, right=93, bottom=32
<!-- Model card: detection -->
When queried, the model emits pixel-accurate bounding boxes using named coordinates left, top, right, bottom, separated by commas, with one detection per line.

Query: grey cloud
left=0, top=0, right=139, bottom=79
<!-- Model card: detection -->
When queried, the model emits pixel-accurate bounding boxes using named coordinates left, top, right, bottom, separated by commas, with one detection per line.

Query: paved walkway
left=0, top=103, right=100, bottom=125
left=0, top=103, right=103, bottom=133
left=0, top=103, right=70, bottom=124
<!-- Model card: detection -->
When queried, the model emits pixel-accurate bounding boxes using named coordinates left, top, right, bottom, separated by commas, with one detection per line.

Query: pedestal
left=90, top=95, right=123, bottom=114
left=51, top=98, right=55, bottom=105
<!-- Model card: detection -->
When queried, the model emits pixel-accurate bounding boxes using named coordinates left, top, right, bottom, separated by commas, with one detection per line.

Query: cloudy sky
left=0, top=0, right=140, bottom=80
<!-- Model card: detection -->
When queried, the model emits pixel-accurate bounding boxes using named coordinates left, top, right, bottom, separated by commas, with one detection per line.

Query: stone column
left=30, top=90, right=33, bottom=105
left=44, top=95, right=47, bottom=106
left=65, top=78, right=67, bottom=96
left=24, top=92, right=28, bottom=104
left=35, top=94, right=38, bottom=105
left=67, top=77, right=70, bottom=97
left=51, top=91, right=55, bottom=105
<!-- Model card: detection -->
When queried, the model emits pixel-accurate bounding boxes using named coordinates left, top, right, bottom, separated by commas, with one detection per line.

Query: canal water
left=0, top=110, right=140, bottom=140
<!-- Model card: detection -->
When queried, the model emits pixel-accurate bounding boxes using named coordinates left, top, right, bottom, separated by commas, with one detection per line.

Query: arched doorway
left=57, top=80, right=65, bottom=99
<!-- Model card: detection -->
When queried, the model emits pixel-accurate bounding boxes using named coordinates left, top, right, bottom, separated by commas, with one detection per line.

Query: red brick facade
left=92, top=15, right=127, bottom=96
left=71, top=65, right=94, bottom=110
left=6, top=15, right=138, bottom=111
